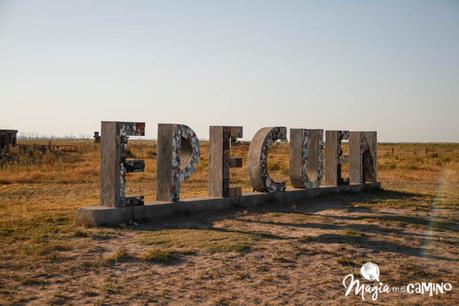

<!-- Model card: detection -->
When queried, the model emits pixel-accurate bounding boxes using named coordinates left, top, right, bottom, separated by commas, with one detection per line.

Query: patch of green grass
left=21, top=278, right=49, bottom=286
left=90, top=231, right=114, bottom=240
left=72, top=229, right=90, bottom=238
left=141, top=248, right=180, bottom=263
left=263, top=212, right=309, bottom=223
left=71, top=229, right=115, bottom=240
left=21, top=242, right=73, bottom=256
left=0, top=228, right=14, bottom=237
left=137, top=229, right=258, bottom=253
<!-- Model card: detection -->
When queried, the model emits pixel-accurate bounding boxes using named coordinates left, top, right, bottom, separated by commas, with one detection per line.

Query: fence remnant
left=94, top=131, right=101, bottom=143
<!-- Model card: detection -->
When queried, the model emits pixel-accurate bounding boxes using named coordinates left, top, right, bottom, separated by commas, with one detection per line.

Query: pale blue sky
left=0, top=0, right=458, bottom=141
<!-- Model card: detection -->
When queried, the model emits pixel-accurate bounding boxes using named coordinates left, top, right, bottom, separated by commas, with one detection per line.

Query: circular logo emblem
left=360, top=262, right=380, bottom=282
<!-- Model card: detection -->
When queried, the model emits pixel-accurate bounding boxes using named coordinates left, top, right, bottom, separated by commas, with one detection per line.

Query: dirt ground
left=0, top=142, right=458, bottom=305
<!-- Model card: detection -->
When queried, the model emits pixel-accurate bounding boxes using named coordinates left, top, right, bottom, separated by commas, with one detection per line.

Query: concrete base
left=77, top=182, right=381, bottom=226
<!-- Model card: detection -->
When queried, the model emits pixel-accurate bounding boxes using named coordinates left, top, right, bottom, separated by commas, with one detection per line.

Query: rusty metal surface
left=157, top=123, right=200, bottom=202
left=248, top=127, right=287, bottom=193
left=100, top=121, right=146, bottom=208
left=209, top=126, right=243, bottom=198
left=324, top=130, right=350, bottom=186
left=349, top=131, right=377, bottom=184
left=290, top=129, right=324, bottom=188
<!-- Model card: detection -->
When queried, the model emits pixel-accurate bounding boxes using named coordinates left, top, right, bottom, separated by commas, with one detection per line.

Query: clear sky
left=0, top=0, right=458, bottom=142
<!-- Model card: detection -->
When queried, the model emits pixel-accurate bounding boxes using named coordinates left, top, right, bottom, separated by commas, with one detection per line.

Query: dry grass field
left=0, top=140, right=458, bottom=305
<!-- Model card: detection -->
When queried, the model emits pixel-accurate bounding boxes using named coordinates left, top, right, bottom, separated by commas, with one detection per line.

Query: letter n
left=349, top=131, right=377, bottom=184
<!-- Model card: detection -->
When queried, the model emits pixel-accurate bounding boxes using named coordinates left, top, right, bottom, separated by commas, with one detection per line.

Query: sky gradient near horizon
left=1, top=0, right=458, bottom=141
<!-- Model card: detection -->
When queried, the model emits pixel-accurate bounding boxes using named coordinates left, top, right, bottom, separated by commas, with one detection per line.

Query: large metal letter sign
left=77, top=120, right=380, bottom=226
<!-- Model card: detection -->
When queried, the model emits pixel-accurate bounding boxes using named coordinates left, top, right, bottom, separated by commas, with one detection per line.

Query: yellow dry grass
left=0, top=140, right=458, bottom=304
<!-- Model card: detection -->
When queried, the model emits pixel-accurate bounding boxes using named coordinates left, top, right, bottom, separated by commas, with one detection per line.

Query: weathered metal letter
left=324, top=130, right=349, bottom=186
left=290, top=129, right=324, bottom=188
left=349, top=131, right=377, bottom=184
left=248, top=127, right=287, bottom=192
left=100, top=121, right=145, bottom=207
left=209, top=126, right=243, bottom=197
left=157, top=124, right=200, bottom=202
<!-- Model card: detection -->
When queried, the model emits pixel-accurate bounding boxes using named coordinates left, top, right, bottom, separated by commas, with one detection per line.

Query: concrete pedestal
left=77, top=182, right=380, bottom=226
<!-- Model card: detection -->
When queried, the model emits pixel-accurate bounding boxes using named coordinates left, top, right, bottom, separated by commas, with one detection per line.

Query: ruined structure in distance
left=77, top=121, right=379, bottom=226
left=0, top=130, right=18, bottom=151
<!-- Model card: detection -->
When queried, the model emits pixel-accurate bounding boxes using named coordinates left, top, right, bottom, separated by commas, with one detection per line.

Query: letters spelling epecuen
left=99, top=121, right=377, bottom=207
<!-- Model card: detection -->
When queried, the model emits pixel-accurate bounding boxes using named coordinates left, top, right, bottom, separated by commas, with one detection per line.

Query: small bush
left=104, top=246, right=131, bottom=264
left=73, top=229, right=90, bottom=237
